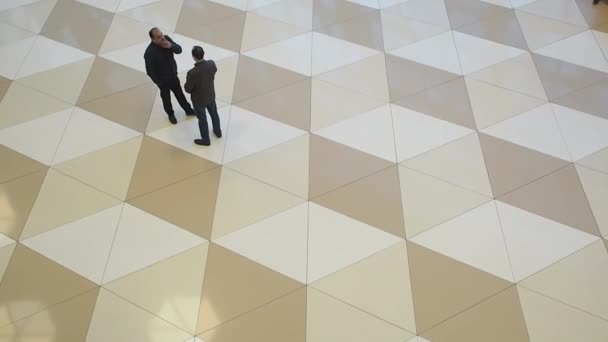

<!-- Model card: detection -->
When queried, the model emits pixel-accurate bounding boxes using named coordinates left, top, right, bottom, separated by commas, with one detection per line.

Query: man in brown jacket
left=184, top=46, right=222, bottom=146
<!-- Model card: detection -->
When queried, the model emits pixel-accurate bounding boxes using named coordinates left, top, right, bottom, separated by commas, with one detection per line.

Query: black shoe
left=186, top=112, right=196, bottom=116
left=168, top=115, right=177, bottom=124
left=213, top=129, right=222, bottom=138
left=194, top=139, right=210, bottom=146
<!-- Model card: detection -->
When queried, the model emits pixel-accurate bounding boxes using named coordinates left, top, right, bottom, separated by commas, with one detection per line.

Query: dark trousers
left=159, top=77, right=193, bottom=116
left=195, top=101, right=221, bottom=142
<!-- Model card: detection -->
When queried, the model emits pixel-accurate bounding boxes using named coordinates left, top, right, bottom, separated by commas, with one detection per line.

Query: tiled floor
left=1, top=0, right=608, bottom=341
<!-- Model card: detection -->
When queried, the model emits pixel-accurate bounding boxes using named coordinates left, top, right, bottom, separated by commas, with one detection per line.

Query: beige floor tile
left=177, top=0, right=243, bottom=33
left=455, top=9, right=528, bottom=49
left=479, top=133, right=569, bottom=197
left=105, top=244, right=209, bottom=334
left=0, top=170, right=47, bottom=241
left=553, top=78, right=608, bottom=121
left=0, top=76, right=11, bottom=104
left=0, top=244, right=97, bottom=327
left=577, top=147, right=608, bottom=174
left=0, top=145, right=46, bottom=184
left=382, top=0, right=449, bottom=28
left=306, top=287, right=414, bottom=341
left=120, top=0, right=183, bottom=32
left=80, top=82, right=157, bottom=132
left=518, top=285, right=608, bottom=342
left=422, top=287, right=529, bottom=342
left=0, top=242, right=15, bottom=281
left=200, top=287, right=306, bottom=342
left=129, top=168, right=221, bottom=240
left=253, top=0, right=313, bottom=29
left=99, top=14, right=152, bottom=54
left=399, top=166, right=490, bottom=238
left=516, top=10, right=585, bottom=50
left=499, top=165, right=601, bottom=237
left=77, top=57, right=150, bottom=104
left=407, top=241, right=512, bottom=333
left=0, top=82, right=72, bottom=129
left=21, top=169, right=121, bottom=240
left=214, top=55, right=239, bottom=104
left=54, top=136, right=142, bottom=200
left=312, top=0, right=374, bottom=29
left=380, top=12, right=448, bottom=52
left=313, top=166, right=406, bottom=238
left=211, top=167, right=304, bottom=239
left=126, top=136, right=218, bottom=200
left=0, top=0, right=57, bottom=34
left=86, top=289, right=192, bottom=342
left=191, top=13, right=247, bottom=52
left=312, top=241, right=416, bottom=333
left=444, top=0, right=510, bottom=29
left=518, top=0, right=587, bottom=27
left=240, top=12, right=307, bottom=52
left=577, top=165, right=608, bottom=237
left=196, top=244, right=303, bottom=333
left=0, top=288, right=99, bottom=342
left=318, top=10, right=384, bottom=51
left=396, top=77, right=476, bottom=129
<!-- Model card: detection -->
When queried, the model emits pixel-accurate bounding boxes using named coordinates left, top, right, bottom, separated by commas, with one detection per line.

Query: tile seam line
left=0, top=162, right=47, bottom=186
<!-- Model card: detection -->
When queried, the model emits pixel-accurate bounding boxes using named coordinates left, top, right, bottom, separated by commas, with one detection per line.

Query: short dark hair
left=192, top=46, right=205, bottom=60
left=148, top=27, right=159, bottom=39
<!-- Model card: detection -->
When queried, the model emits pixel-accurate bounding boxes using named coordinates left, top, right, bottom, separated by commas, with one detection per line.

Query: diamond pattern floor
left=1, top=0, right=608, bottom=341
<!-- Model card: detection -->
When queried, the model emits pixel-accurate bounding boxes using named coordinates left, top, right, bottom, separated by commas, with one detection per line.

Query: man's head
left=192, top=46, right=205, bottom=62
left=149, top=27, right=166, bottom=45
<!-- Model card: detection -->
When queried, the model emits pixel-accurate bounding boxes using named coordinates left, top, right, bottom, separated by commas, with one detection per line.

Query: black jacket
left=144, top=35, right=182, bottom=85
left=184, top=60, right=217, bottom=107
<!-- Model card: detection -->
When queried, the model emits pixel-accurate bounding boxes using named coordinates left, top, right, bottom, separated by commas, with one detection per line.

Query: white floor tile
left=311, top=32, right=380, bottom=76
left=0, top=36, right=36, bottom=79
left=534, top=31, right=608, bottom=73
left=16, top=36, right=93, bottom=79
left=552, top=104, right=608, bottom=161
left=389, top=31, right=462, bottom=75
left=244, top=33, right=312, bottom=76
left=453, top=31, right=526, bottom=75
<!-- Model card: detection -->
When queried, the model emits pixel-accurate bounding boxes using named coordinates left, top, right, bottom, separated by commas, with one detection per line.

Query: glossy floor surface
left=1, top=0, right=608, bottom=341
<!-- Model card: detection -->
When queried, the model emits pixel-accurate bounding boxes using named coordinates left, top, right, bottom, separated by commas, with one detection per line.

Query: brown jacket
left=184, top=60, right=217, bottom=107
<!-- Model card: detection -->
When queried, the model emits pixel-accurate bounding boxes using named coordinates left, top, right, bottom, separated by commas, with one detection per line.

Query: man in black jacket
left=184, top=46, right=222, bottom=146
left=144, top=27, right=195, bottom=124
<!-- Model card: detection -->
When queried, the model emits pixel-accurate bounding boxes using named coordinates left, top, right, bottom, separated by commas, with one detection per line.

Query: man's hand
left=160, top=39, right=172, bottom=49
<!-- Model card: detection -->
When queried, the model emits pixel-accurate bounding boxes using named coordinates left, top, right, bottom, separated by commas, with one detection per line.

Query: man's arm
left=165, top=36, right=182, bottom=54
left=184, top=70, right=195, bottom=94
left=144, top=53, right=160, bottom=85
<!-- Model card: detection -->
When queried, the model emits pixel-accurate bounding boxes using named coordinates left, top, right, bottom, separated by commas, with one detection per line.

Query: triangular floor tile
left=106, top=244, right=209, bottom=334
left=552, top=103, right=608, bottom=161
left=306, top=288, right=414, bottom=341
left=444, top=0, right=510, bottom=28
left=380, top=12, right=448, bottom=52
left=16, top=36, right=93, bottom=79
left=196, top=244, right=303, bottom=333
left=215, top=203, right=308, bottom=283
left=253, top=0, right=313, bottom=29
left=0, top=170, right=47, bottom=240
left=22, top=204, right=123, bottom=284
left=0, top=37, right=36, bottom=79
left=245, top=32, right=311, bottom=75
left=500, top=165, right=601, bottom=237
left=553, top=78, right=608, bottom=121
left=0, top=244, right=97, bottom=327
left=120, top=0, right=184, bottom=31
left=311, top=32, right=380, bottom=76
left=455, top=10, right=528, bottom=49
left=126, top=136, right=218, bottom=199
left=0, top=82, right=72, bottom=129
left=98, top=12, right=151, bottom=54
left=0, top=144, right=45, bottom=184
left=0, top=243, right=15, bottom=282
left=187, top=12, right=247, bottom=52
left=407, top=241, right=512, bottom=333
left=307, top=202, right=402, bottom=283
left=535, top=30, right=608, bottom=73
left=577, top=165, right=608, bottom=238
left=518, top=0, right=588, bottom=27
left=392, top=104, right=473, bottom=162
left=313, top=166, right=406, bottom=238
left=516, top=10, right=586, bottom=50
left=312, top=0, right=374, bottom=29
left=0, top=0, right=56, bottom=34
left=402, top=133, right=493, bottom=197
left=453, top=31, right=526, bottom=75
left=103, top=204, right=206, bottom=283
left=86, top=289, right=192, bottom=342
left=496, top=201, right=599, bottom=282
left=317, top=10, right=385, bottom=51
left=240, top=12, right=307, bottom=52
left=211, top=167, right=305, bottom=239
left=0, top=76, right=9, bottom=103
left=399, top=166, right=490, bottom=238
left=312, top=241, right=416, bottom=333
left=577, top=147, right=608, bottom=175
left=479, top=133, right=569, bottom=197
left=390, top=31, right=462, bottom=75
left=54, top=136, right=142, bottom=200
left=411, top=201, right=514, bottom=281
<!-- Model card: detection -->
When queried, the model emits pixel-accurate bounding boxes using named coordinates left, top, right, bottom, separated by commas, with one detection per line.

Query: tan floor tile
left=176, top=0, right=243, bottom=38
left=317, top=10, right=384, bottom=51
left=421, top=287, right=529, bottom=342
left=232, top=55, right=306, bottom=102
left=386, top=54, right=460, bottom=102
left=129, top=168, right=221, bottom=240
left=127, top=136, right=218, bottom=199
left=577, top=165, right=608, bottom=237
left=381, top=12, right=448, bottom=52
left=86, top=288, right=192, bottom=342
left=306, top=287, right=414, bottom=341
left=444, top=0, right=510, bottom=29
left=382, top=0, right=450, bottom=28
left=197, top=244, right=303, bottom=333
left=399, top=166, right=490, bottom=238
left=396, top=77, right=476, bottom=130
left=0, top=244, right=16, bottom=284
left=105, top=244, right=209, bottom=334
left=312, top=241, right=416, bottom=333
left=312, top=0, right=374, bottom=29
left=518, top=285, right=608, bottom=342
left=532, top=53, right=608, bottom=100
left=0, top=244, right=97, bottom=327
left=0, top=82, right=72, bottom=129
left=313, top=166, right=406, bottom=238
left=455, top=10, right=528, bottom=49
left=41, top=0, right=114, bottom=54
left=185, top=12, right=247, bottom=52
left=479, top=133, right=569, bottom=197
left=499, top=165, right=601, bottom=237
left=516, top=10, right=586, bottom=51
left=21, top=169, right=121, bottom=240
left=253, top=0, right=313, bottom=30
left=0, top=170, right=47, bottom=240
left=54, top=136, right=142, bottom=201
left=211, top=167, right=304, bottom=239
left=240, top=12, right=307, bottom=52
left=407, top=242, right=512, bottom=333
left=578, top=147, right=608, bottom=174
left=0, top=288, right=99, bottom=342
left=0, top=76, right=10, bottom=103
left=236, top=78, right=311, bottom=130
left=308, top=134, right=393, bottom=198
left=0, top=0, right=57, bottom=34
left=120, top=0, right=183, bottom=32
left=77, top=57, right=150, bottom=104
left=79, top=82, right=157, bottom=132
left=553, top=78, right=608, bottom=121
left=215, top=55, right=239, bottom=104
left=0, top=145, right=45, bottom=184
left=99, top=14, right=152, bottom=54
left=200, top=287, right=306, bottom=342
